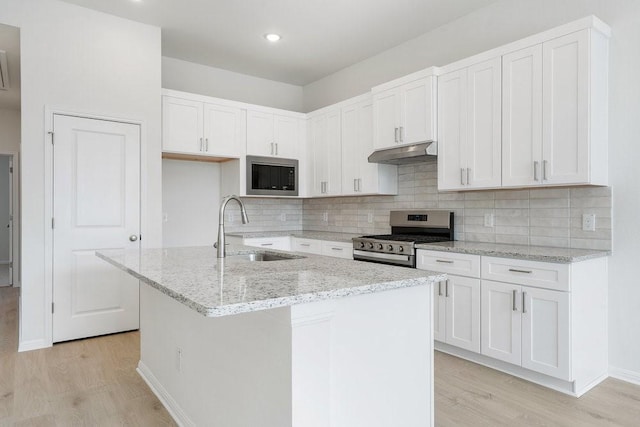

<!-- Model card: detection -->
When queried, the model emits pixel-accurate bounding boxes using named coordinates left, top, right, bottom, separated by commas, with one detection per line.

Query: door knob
left=129, top=235, right=139, bottom=242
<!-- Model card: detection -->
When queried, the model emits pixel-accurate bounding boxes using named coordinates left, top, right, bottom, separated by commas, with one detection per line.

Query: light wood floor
left=2, top=286, right=640, bottom=426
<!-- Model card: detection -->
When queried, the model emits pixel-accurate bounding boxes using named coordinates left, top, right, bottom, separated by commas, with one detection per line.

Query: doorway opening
left=0, top=154, right=15, bottom=286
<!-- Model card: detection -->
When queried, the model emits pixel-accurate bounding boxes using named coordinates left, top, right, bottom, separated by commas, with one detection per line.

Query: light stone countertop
left=97, top=245, right=445, bottom=318
left=227, top=230, right=360, bottom=243
left=415, top=241, right=610, bottom=263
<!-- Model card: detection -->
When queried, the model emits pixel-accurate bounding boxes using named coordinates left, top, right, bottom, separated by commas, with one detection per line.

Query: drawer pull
left=331, top=247, right=343, bottom=251
left=508, top=268, right=532, bottom=274
left=300, top=243, right=311, bottom=247
left=261, top=243, right=273, bottom=246
left=436, top=260, right=454, bottom=264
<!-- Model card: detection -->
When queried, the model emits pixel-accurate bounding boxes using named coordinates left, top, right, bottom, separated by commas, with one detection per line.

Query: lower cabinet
left=241, top=236, right=292, bottom=251
left=320, top=241, right=353, bottom=260
left=433, top=275, right=480, bottom=353
left=240, top=236, right=354, bottom=260
left=481, top=280, right=570, bottom=380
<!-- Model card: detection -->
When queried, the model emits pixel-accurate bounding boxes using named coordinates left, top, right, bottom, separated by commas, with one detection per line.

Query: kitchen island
left=98, top=245, right=445, bottom=427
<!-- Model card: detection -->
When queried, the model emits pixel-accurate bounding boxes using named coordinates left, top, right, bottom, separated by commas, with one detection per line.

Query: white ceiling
left=0, top=23, right=20, bottom=110
left=61, top=0, right=497, bottom=86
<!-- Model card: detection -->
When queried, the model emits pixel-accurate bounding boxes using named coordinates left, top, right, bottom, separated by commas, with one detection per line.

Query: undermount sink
left=226, top=252, right=305, bottom=262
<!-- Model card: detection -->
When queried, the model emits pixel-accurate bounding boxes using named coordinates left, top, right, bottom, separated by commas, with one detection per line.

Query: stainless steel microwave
left=246, top=155, right=299, bottom=196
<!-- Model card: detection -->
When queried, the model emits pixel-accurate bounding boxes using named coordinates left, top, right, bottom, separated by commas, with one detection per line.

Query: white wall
left=0, top=0, right=162, bottom=350
left=162, top=159, right=220, bottom=247
left=302, top=0, right=640, bottom=383
left=162, top=56, right=304, bottom=112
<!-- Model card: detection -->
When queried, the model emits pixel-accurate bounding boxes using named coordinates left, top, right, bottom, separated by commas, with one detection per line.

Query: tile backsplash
left=225, top=198, right=303, bottom=233
left=303, top=162, right=612, bottom=251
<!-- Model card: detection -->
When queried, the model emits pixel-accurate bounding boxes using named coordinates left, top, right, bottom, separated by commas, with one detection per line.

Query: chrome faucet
left=216, top=195, right=249, bottom=258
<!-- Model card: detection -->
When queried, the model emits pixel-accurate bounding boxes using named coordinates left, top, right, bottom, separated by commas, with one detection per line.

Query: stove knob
left=398, top=246, right=404, bottom=253
left=368, top=242, right=374, bottom=249
left=359, top=242, right=365, bottom=249
left=388, top=245, right=394, bottom=251
left=377, top=243, right=383, bottom=250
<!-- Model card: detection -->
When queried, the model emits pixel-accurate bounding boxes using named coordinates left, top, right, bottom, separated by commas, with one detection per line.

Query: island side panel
left=138, top=283, right=293, bottom=427
left=291, top=283, right=434, bottom=427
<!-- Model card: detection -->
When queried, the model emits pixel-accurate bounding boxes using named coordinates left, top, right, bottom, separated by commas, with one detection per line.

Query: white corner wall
left=0, top=0, right=162, bottom=350
left=162, top=56, right=305, bottom=112
left=303, top=0, right=640, bottom=384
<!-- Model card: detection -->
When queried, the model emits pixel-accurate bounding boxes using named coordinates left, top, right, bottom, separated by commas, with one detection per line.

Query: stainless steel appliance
left=367, top=141, right=437, bottom=165
left=353, top=210, right=454, bottom=267
left=246, top=155, right=298, bottom=196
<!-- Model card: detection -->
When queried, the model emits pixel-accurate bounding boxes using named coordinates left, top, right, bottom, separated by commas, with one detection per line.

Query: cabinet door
left=247, top=110, right=274, bottom=156
left=445, top=276, right=481, bottom=353
left=325, top=109, right=342, bottom=195
left=310, top=115, right=328, bottom=196
left=542, top=30, right=589, bottom=185
left=481, top=280, right=522, bottom=365
left=400, top=77, right=436, bottom=145
left=521, top=287, right=571, bottom=380
left=437, top=69, right=467, bottom=190
left=433, top=282, right=446, bottom=343
left=341, top=103, right=360, bottom=195
left=274, top=115, right=299, bottom=158
left=372, top=89, right=400, bottom=150
left=466, top=57, right=502, bottom=189
left=502, top=45, right=543, bottom=187
left=203, top=103, right=245, bottom=157
left=162, top=96, right=203, bottom=154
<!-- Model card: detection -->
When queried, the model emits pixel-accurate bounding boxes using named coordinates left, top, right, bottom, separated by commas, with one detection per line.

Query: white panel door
left=274, top=115, right=299, bottom=159
left=203, top=103, right=244, bottom=157
left=437, top=69, right=467, bottom=190
left=445, top=276, right=481, bottom=353
left=466, top=57, right=502, bottom=189
left=400, top=77, right=435, bottom=145
left=53, top=115, right=140, bottom=343
left=341, top=103, right=359, bottom=195
left=542, top=30, right=589, bottom=185
left=311, top=115, right=328, bottom=196
left=162, top=96, right=203, bottom=154
left=433, top=281, right=446, bottom=343
left=481, top=280, right=521, bottom=365
left=325, top=110, right=342, bottom=195
left=247, top=110, right=274, bottom=156
left=502, top=45, right=543, bottom=187
left=522, top=287, right=571, bottom=380
left=357, top=101, right=379, bottom=194
left=372, top=89, right=400, bottom=150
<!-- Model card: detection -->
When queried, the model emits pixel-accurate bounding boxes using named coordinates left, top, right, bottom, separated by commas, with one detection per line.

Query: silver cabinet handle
left=399, top=126, right=404, bottom=142
left=354, top=178, right=357, bottom=192
left=331, top=247, right=343, bottom=251
left=534, top=161, right=540, bottom=181
left=512, top=290, right=518, bottom=311
left=445, top=279, right=450, bottom=297
left=270, top=142, right=274, bottom=155
left=508, top=268, right=532, bottom=274
left=275, top=143, right=278, bottom=156
left=467, top=168, right=470, bottom=185
left=394, top=127, right=399, bottom=143
left=129, top=234, right=138, bottom=242
left=461, top=168, right=465, bottom=185
left=199, top=137, right=203, bottom=152
left=438, top=281, right=443, bottom=296
left=522, top=292, right=527, bottom=314
left=205, top=138, right=209, bottom=152
left=436, top=259, right=453, bottom=264
left=358, top=178, right=362, bottom=192
left=300, top=243, right=311, bottom=247
left=260, top=243, right=273, bottom=246
left=543, top=160, right=548, bottom=180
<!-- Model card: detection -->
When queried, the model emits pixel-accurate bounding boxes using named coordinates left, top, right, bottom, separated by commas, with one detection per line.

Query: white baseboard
left=18, top=338, right=50, bottom=352
left=137, top=361, right=195, bottom=427
left=609, top=366, right=640, bottom=386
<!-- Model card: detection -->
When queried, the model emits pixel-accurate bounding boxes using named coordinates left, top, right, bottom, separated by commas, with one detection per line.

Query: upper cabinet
left=372, top=69, right=438, bottom=150
left=310, top=108, right=342, bottom=196
left=438, top=57, right=502, bottom=191
left=246, top=110, right=301, bottom=159
left=503, top=29, right=609, bottom=187
left=162, top=94, right=245, bottom=158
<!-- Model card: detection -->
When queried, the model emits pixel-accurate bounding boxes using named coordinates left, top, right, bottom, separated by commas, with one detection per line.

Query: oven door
left=353, top=249, right=415, bottom=268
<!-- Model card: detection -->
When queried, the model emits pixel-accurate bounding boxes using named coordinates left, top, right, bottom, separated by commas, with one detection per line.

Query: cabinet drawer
left=321, top=241, right=353, bottom=259
left=291, top=238, right=323, bottom=255
left=243, top=236, right=291, bottom=251
left=481, top=257, right=569, bottom=291
left=417, top=250, right=481, bottom=278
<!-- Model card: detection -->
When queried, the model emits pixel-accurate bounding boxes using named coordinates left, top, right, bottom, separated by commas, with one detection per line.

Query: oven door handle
left=353, top=250, right=412, bottom=262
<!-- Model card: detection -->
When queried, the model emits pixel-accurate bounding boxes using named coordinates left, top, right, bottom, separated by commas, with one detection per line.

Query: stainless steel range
left=353, top=210, right=454, bottom=268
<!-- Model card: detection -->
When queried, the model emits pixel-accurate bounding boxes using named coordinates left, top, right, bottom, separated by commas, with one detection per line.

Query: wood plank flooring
left=2, top=286, right=640, bottom=426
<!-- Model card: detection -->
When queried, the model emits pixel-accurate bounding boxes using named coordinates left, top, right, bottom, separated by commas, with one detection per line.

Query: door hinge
left=51, top=218, right=55, bottom=229
left=51, top=302, right=54, bottom=314
left=48, top=131, right=54, bottom=145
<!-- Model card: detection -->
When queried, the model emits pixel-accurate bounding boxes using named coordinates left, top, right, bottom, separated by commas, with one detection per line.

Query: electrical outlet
left=322, top=212, right=328, bottom=222
left=176, top=347, right=182, bottom=372
left=367, top=213, right=374, bottom=224
left=280, top=213, right=287, bottom=222
left=484, top=213, right=495, bottom=228
left=582, top=214, right=596, bottom=231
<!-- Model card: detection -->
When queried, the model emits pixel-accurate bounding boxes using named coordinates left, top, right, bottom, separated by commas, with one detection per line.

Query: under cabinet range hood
left=367, top=141, right=437, bottom=165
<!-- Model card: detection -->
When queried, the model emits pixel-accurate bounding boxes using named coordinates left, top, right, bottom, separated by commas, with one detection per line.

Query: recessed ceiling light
left=264, top=33, right=281, bottom=42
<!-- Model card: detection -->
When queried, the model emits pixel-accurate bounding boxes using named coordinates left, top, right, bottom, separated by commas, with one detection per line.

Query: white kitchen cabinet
left=372, top=69, right=437, bottom=150
left=162, top=95, right=245, bottom=158
left=291, top=237, right=323, bottom=255
left=247, top=110, right=300, bottom=159
left=341, top=97, right=397, bottom=196
left=321, top=241, right=353, bottom=259
left=480, top=280, right=523, bottom=365
left=242, top=236, right=291, bottom=251
left=310, top=108, right=342, bottom=196
left=438, top=57, right=502, bottom=191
